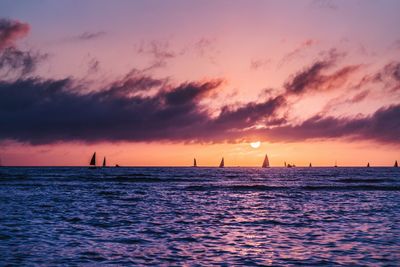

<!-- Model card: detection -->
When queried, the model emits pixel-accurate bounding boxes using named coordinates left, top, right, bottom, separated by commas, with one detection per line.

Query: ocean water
left=0, top=167, right=399, bottom=266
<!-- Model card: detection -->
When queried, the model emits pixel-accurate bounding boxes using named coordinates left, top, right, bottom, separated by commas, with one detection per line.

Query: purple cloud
left=284, top=49, right=360, bottom=95
left=0, top=18, right=30, bottom=50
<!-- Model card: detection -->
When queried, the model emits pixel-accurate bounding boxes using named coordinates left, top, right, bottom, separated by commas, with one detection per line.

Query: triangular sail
left=367, top=162, right=370, bottom=167
left=193, top=158, right=197, bottom=167
left=90, top=152, right=96, bottom=166
left=219, top=157, right=224, bottom=168
left=395, top=161, right=398, bottom=167
left=103, top=157, right=106, bottom=167
left=262, top=154, right=269, bottom=168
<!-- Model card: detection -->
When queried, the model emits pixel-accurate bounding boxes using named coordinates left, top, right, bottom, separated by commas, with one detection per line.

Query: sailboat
left=89, top=152, right=96, bottom=169
left=284, top=161, right=287, bottom=167
left=193, top=158, right=197, bottom=167
left=395, top=160, right=398, bottom=167
left=102, top=157, right=106, bottom=168
left=219, top=157, right=224, bottom=168
left=262, top=154, right=270, bottom=168
left=309, top=163, right=312, bottom=167
left=367, top=162, right=370, bottom=167
left=334, top=161, right=338, bottom=168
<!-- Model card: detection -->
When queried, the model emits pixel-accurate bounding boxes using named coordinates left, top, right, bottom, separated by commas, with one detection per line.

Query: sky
left=0, top=0, right=399, bottom=166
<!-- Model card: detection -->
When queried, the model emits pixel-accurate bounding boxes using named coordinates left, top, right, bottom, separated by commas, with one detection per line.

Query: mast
left=193, top=158, right=197, bottom=167
left=90, top=152, right=96, bottom=166
left=219, top=157, right=224, bottom=168
left=103, top=157, right=106, bottom=167
left=262, top=154, right=270, bottom=168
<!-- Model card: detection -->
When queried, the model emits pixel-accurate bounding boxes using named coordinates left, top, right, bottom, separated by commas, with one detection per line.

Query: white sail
left=262, top=154, right=270, bottom=168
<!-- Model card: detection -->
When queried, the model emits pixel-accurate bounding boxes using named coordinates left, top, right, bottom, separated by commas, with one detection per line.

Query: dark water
left=0, top=167, right=399, bottom=266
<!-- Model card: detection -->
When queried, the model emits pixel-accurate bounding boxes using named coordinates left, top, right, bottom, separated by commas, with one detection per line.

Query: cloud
left=0, top=18, right=30, bottom=50
left=0, top=47, right=46, bottom=77
left=136, top=40, right=177, bottom=69
left=2, top=72, right=396, bottom=146
left=0, top=18, right=397, bottom=146
left=279, top=39, right=318, bottom=67
left=254, top=104, right=400, bottom=144
left=250, top=58, right=271, bottom=70
left=355, top=61, right=400, bottom=92
left=0, top=18, right=45, bottom=78
left=0, top=74, right=290, bottom=144
left=73, top=31, right=106, bottom=41
left=284, top=49, right=360, bottom=95
left=87, top=58, right=100, bottom=74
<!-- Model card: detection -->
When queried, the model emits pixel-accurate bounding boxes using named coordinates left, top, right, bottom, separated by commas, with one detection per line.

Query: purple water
left=0, top=167, right=399, bottom=265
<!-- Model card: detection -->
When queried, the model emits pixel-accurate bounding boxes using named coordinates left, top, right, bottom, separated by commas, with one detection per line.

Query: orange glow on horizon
left=1, top=140, right=398, bottom=167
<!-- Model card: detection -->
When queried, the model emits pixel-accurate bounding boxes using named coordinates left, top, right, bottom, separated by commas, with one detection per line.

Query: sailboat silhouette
left=367, top=162, right=370, bottom=167
left=193, top=158, right=197, bottom=167
left=89, top=152, right=96, bottom=169
left=219, top=157, right=224, bottom=168
left=262, top=154, right=270, bottom=168
left=395, top=160, right=398, bottom=168
left=102, top=157, right=106, bottom=168
left=309, top=163, right=312, bottom=167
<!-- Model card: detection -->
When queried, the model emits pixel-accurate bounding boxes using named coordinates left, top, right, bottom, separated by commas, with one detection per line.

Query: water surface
left=0, top=167, right=399, bottom=265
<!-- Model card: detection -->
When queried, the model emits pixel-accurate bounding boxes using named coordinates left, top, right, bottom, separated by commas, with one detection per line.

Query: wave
left=184, top=184, right=400, bottom=191
left=336, top=178, right=395, bottom=183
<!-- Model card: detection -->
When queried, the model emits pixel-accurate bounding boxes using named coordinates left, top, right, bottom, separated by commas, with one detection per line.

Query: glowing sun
left=250, top=141, right=261, bottom=149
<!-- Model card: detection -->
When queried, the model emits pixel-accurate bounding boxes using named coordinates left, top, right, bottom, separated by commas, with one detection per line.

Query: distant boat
left=89, top=152, right=96, bottom=169
left=287, top=164, right=295, bottom=168
left=395, top=161, right=398, bottom=168
left=334, top=161, right=338, bottom=168
left=219, top=157, right=224, bottom=168
left=193, top=158, right=197, bottom=167
left=262, top=154, right=270, bottom=168
left=284, top=161, right=287, bottom=167
left=102, top=157, right=106, bottom=167
left=115, top=164, right=120, bottom=168
left=309, top=163, right=312, bottom=167
left=367, top=162, right=370, bottom=167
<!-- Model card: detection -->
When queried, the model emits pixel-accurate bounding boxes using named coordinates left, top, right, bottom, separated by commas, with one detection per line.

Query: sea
left=0, top=167, right=399, bottom=266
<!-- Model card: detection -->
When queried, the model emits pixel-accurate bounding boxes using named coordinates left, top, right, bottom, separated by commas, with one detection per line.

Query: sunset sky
left=0, top=0, right=399, bottom=166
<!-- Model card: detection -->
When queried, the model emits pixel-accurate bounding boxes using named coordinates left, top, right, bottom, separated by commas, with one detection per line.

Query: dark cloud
left=284, top=50, right=360, bottom=95
left=251, top=104, right=400, bottom=144
left=0, top=47, right=46, bottom=77
left=0, top=18, right=30, bottom=50
left=0, top=75, right=287, bottom=144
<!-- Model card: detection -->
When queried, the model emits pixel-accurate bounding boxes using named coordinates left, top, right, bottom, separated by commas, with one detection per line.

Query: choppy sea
left=0, top=167, right=399, bottom=266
